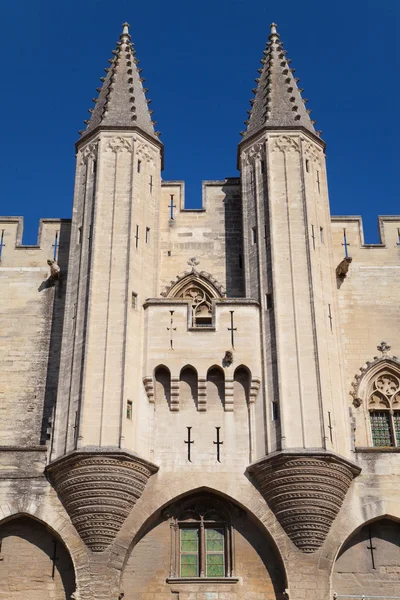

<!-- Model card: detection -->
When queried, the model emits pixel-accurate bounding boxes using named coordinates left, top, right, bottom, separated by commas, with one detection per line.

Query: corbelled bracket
left=47, top=448, right=158, bottom=552
left=247, top=451, right=360, bottom=553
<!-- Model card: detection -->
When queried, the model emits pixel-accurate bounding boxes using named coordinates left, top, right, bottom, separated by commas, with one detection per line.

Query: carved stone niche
left=46, top=448, right=158, bottom=552
left=247, top=451, right=361, bottom=553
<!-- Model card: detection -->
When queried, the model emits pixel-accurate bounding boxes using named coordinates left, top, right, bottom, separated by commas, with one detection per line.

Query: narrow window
left=135, top=225, right=139, bottom=249
left=180, top=528, right=199, bottom=577
left=78, top=226, right=83, bottom=245
left=252, top=227, right=257, bottom=244
left=131, top=292, right=138, bottom=309
left=272, top=401, right=279, bottom=421
left=238, top=254, right=243, bottom=269
left=305, top=159, right=309, bottom=173
left=146, top=227, right=150, bottom=244
left=206, top=528, right=225, bottom=577
left=126, top=400, right=133, bottom=420
left=266, top=293, right=273, bottom=309
left=370, top=411, right=393, bottom=447
left=137, top=159, right=141, bottom=173
left=260, top=160, right=265, bottom=173
left=149, top=174, right=153, bottom=194
left=316, top=170, right=321, bottom=193
left=92, top=160, right=97, bottom=175
left=320, top=226, right=324, bottom=244
left=167, top=250, right=172, bottom=256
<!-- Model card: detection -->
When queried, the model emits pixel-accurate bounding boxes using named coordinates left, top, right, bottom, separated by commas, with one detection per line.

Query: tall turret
left=242, top=24, right=360, bottom=553
left=47, top=23, right=159, bottom=553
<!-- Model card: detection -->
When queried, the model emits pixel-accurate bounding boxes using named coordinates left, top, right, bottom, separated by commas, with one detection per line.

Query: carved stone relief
left=46, top=450, right=158, bottom=551
left=270, top=135, right=300, bottom=153
left=79, top=141, right=98, bottom=165
left=104, top=136, right=132, bottom=154
left=247, top=451, right=361, bottom=553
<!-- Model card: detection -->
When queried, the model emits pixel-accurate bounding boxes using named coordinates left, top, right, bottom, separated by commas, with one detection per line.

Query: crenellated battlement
left=0, top=217, right=71, bottom=268
left=331, top=215, right=400, bottom=264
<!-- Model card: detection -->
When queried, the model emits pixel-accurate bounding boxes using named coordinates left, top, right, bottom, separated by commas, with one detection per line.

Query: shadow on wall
left=40, top=221, right=71, bottom=445
left=0, top=516, right=76, bottom=599
left=222, top=182, right=245, bottom=298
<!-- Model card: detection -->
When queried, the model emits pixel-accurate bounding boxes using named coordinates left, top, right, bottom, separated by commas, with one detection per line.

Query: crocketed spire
left=79, top=23, right=159, bottom=142
left=241, top=23, right=320, bottom=141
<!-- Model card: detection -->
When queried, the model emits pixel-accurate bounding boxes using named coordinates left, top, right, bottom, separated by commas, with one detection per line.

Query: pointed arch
left=0, top=514, right=76, bottom=599
left=121, top=488, right=287, bottom=598
left=154, top=365, right=171, bottom=407
left=351, top=356, right=400, bottom=447
left=179, top=365, right=198, bottom=409
left=207, top=365, right=225, bottom=409
left=162, top=270, right=225, bottom=300
left=333, top=517, right=400, bottom=597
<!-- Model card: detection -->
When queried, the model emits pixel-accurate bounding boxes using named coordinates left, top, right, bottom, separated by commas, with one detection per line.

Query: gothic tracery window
left=180, top=284, right=213, bottom=328
left=368, top=371, right=400, bottom=447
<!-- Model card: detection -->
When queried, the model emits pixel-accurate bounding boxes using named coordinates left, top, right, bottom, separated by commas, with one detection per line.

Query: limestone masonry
left=0, top=21, right=399, bottom=600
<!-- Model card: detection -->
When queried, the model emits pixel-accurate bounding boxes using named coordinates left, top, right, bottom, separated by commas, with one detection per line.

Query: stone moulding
left=46, top=448, right=158, bottom=552
left=246, top=450, right=361, bottom=553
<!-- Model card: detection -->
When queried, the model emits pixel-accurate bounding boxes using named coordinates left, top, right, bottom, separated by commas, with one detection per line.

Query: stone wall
left=0, top=217, right=70, bottom=446
left=0, top=516, right=76, bottom=600
left=159, top=180, right=244, bottom=298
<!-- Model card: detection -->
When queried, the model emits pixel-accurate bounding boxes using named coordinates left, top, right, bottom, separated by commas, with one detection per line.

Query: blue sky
left=0, top=0, right=399, bottom=243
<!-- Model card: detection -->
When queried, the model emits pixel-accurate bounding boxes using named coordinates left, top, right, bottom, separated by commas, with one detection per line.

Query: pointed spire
left=79, top=23, right=160, bottom=142
left=241, top=23, right=318, bottom=141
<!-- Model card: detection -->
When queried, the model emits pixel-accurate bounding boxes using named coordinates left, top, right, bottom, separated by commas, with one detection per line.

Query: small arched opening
left=207, top=366, right=225, bottom=409
left=180, top=365, right=198, bottom=409
left=155, top=365, right=171, bottom=408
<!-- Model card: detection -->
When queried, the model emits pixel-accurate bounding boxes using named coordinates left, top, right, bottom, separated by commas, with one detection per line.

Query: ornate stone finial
left=187, top=257, right=200, bottom=268
left=377, top=341, right=391, bottom=357
left=121, top=22, right=130, bottom=38
left=270, top=22, right=278, bottom=37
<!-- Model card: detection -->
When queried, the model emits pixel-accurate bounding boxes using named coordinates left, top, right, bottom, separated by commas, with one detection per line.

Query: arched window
left=183, top=284, right=213, bottom=328
left=368, top=370, right=400, bottom=447
left=165, top=272, right=223, bottom=329
left=168, top=495, right=233, bottom=579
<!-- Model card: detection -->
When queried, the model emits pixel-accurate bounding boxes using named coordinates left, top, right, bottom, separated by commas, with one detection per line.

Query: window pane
left=370, top=411, right=393, bottom=446
left=206, top=528, right=225, bottom=577
left=180, top=528, right=199, bottom=577
left=394, top=411, right=400, bottom=446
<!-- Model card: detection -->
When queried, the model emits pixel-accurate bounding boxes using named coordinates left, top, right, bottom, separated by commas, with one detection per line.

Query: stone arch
left=179, top=365, right=198, bottom=409
left=162, top=270, right=225, bottom=300
left=0, top=513, right=76, bottom=600
left=234, top=365, right=251, bottom=405
left=154, top=365, right=171, bottom=408
left=207, top=365, right=225, bottom=409
left=332, top=516, right=400, bottom=597
left=120, top=488, right=287, bottom=600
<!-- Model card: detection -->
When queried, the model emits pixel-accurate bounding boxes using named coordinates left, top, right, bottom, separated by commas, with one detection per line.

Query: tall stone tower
left=240, top=24, right=360, bottom=552
left=48, top=23, right=160, bottom=553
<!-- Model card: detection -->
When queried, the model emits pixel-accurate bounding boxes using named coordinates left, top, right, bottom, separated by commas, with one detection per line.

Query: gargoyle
left=47, top=259, right=61, bottom=280
left=336, top=256, right=352, bottom=278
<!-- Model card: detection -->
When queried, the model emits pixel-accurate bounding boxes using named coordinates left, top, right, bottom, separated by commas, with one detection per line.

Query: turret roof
left=241, top=23, right=321, bottom=141
left=78, top=23, right=159, bottom=143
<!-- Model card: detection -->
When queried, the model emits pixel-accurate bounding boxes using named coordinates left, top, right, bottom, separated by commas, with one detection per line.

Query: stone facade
left=0, top=21, right=399, bottom=600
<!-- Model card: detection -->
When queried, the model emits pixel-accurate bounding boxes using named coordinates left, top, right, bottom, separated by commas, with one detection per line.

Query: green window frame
left=179, top=525, right=227, bottom=578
